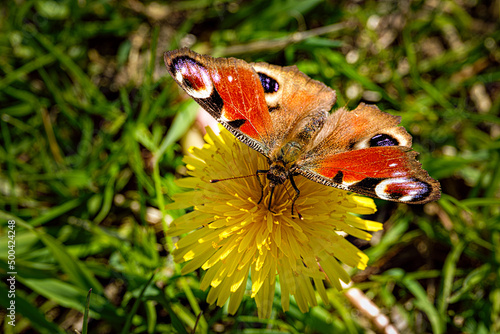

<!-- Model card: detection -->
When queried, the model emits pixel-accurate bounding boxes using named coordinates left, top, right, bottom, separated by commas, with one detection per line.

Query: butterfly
left=164, top=48, right=441, bottom=217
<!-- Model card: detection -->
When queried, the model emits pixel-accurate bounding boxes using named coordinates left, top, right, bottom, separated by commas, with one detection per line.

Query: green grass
left=1, top=0, right=499, bottom=333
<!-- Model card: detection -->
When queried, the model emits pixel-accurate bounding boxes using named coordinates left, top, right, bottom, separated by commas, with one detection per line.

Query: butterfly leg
left=255, top=169, right=268, bottom=204
left=289, top=175, right=303, bottom=220
left=268, top=186, right=277, bottom=213
left=256, top=169, right=278, bottom=213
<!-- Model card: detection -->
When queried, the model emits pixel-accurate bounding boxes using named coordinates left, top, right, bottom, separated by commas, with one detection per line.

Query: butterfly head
left=266, top=161, right=289, bottom=188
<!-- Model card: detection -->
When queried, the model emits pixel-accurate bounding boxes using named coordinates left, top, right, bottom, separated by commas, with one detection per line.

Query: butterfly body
left=164, top=48, right=440, bottom=208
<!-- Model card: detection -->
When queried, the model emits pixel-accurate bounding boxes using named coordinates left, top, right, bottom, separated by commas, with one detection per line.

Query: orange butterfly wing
left=296, top=104, right=441, bottom=203
left=164, top=48, right=273, bottom=154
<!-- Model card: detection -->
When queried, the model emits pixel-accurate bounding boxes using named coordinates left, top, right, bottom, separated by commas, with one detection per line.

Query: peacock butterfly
left=164, top=48, right=441, bottom=217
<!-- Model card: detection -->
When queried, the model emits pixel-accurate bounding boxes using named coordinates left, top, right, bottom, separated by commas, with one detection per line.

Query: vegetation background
left=1, top=0, right=499, bottom=333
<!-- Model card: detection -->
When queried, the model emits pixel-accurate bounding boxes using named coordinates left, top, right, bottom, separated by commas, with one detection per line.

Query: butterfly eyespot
left=375, top=177, right=431, bottom=202
left=182, top=78, right=195, bottom=89
left=170, top=56, right=214, bottom=99
left=258, top=73, right=279, bottom=93
left=370, top=134, right=399, bottom=147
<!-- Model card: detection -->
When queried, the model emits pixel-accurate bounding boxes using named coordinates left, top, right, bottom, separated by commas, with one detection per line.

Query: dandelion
left=166, top=126, right=383, bottom=318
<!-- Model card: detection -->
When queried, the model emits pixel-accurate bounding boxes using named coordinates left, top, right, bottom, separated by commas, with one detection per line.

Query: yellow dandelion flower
left=166, top=126, right=383, bottom=318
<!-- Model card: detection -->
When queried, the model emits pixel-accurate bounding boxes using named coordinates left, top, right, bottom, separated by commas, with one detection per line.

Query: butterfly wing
left=164, top=48, right=274, bottom=154
left=296, top=103, right=441, bottom=203
left=250, top=62, right=336, bottom=141
left=164, top=48, right=336, bottom=156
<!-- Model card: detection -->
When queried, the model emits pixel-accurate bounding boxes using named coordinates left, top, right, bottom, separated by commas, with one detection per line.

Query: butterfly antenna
left=210, top=174, right=255, bottom=183
left=211, top=170, right=268, bottom=205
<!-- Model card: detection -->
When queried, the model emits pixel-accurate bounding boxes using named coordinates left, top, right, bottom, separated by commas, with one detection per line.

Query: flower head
left=166, top=126, right=383, bottom=318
